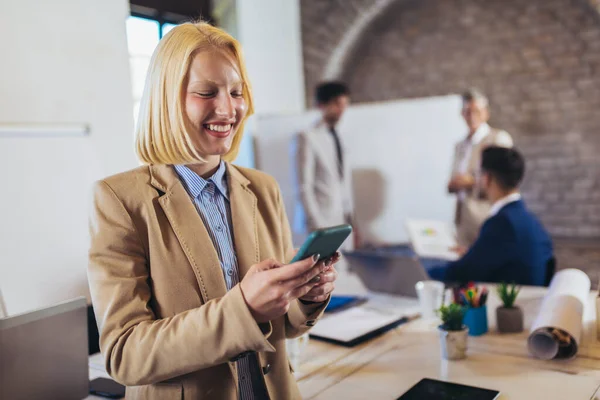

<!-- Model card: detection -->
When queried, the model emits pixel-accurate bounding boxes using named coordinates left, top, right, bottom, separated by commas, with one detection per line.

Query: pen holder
left=463, top=305, right=488, bottom=336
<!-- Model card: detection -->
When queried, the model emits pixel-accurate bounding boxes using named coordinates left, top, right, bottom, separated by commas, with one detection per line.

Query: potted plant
left=437, top=303, right=468, bottom=360
left=496, top=282, right=523, bottom=333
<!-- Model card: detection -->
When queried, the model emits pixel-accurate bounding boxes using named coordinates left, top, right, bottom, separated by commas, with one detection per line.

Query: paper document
left=405, top=219, right=458, bottom=260
left=528, top=269, right=591, bottom=360
left=309, top=305, right=415, bottom=345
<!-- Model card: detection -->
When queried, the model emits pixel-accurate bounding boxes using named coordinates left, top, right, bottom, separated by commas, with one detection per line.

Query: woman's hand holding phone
left=298, top=252, right=340, bottom=303
left=240, top=255, right=330, bottom=323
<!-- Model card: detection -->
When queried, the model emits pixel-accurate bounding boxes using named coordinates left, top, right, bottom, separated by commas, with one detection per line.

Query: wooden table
left=295, top=287, right=600, bottom=399
left=87, top=287, right=600, bottom=399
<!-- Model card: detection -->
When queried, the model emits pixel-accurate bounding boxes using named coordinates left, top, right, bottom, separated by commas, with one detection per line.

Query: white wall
left=0, top=0, right=137, bottom=314
left=235, top=0, right=306, bottom=114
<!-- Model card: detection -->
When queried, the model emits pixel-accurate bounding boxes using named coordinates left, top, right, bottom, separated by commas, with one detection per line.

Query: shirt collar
left=173, top=161, right=229, bottom=200
left=465, top=122, right=490, bottom=145
left=489, top=192, right=521, bottom=217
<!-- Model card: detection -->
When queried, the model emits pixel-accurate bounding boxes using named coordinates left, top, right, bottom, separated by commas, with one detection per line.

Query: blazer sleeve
left=444, top=214, right=517, bottom=283
left=88, top=181, right=275, bottom=386
left=296, top=132, right=326, bottom=228
left=273, top=182, right=329, bottom=338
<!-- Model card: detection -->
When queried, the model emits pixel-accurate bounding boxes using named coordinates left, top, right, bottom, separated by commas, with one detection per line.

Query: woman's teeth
left=206, top=124, right=232, bottom=132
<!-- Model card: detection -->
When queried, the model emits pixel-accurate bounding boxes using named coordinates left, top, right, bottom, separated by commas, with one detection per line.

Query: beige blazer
left=296, top=121, right=354, bottom=233
left=88, top=163, right=327, bottom=399
left=450, top=127, right=513, bottom=246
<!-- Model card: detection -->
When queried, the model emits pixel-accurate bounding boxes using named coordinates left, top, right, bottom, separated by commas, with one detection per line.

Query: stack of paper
left=405, top=219, right=459, bottom=261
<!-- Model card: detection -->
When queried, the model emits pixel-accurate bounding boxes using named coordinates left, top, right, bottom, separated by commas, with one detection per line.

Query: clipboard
left=309, top=306, right=420, bottom=347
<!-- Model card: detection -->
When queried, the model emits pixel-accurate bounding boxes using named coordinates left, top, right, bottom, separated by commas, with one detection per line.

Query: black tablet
left=397, top=378, right=500, bottom=400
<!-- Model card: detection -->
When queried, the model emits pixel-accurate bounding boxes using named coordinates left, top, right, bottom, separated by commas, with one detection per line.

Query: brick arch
left=301, top=0, right=398, bottom=105
left=321, top=0, right=399, bottom=80
left=318, top=0, right=600, bottom=90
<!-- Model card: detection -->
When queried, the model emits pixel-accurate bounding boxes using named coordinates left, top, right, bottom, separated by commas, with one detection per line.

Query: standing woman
left=88, top=22, right=338, bottom=399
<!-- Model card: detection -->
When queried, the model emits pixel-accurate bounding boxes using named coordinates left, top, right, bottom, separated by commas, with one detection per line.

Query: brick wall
left=301, top=0, right=600, bottom=276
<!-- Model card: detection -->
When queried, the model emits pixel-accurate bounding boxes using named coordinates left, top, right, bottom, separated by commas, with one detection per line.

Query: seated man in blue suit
left=429, top=146, right=553, bottom=286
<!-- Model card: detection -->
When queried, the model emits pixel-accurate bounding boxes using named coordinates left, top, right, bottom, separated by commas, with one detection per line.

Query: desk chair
left=544, top=256, right=557, bottom=287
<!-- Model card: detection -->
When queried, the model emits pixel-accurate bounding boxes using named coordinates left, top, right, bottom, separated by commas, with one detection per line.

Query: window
left=126, top=16, right=178, bottom=125
left=162, top=23, right=178, bottom=36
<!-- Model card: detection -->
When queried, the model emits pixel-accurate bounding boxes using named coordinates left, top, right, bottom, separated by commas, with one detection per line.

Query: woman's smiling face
left=184, top=50, right=248, bottom=158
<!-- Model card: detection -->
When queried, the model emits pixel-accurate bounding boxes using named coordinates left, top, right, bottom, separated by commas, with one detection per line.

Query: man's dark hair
left=315, top=81, right=350, bottom=105
left=481, top=146, right=525, bottom=190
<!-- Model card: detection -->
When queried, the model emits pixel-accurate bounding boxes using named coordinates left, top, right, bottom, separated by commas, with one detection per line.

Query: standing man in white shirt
left=296, top=81, right=359, bottom=250
left=448, top=89, right=513, bottom=247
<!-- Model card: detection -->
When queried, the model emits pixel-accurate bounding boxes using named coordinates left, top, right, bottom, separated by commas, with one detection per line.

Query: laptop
left=0, top=297, right=89, bottom=400
left=343, top=246, right=430, bottom=297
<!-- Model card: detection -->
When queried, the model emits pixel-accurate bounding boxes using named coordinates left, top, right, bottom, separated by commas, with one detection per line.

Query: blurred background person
left=448, top=89, right=513, bottom=247
left=296, top=81, right=360, bottom=250
left=431, top=146, right=554, bottom=286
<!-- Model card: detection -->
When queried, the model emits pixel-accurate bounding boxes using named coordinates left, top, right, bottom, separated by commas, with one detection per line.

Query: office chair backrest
left=544, top=256, right=557, bottom=287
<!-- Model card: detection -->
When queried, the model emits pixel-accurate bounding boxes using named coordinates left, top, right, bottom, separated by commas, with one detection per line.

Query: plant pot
left=438, top=325, right=468, bottom=360
left=463, top=305, right=488, bottom=336
left=496, top=306, right=524, bottom=333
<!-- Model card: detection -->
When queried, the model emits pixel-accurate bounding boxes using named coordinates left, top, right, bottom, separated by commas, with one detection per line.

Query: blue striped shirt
left=174, top=162, right=268, bottom=400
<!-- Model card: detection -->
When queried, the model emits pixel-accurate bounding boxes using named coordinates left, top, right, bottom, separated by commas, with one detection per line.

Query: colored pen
left=480, top=291, right=488, bottom=306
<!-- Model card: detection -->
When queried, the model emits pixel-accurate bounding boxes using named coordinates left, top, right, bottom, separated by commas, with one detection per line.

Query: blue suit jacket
left=431, top=200, right=553, bottom=286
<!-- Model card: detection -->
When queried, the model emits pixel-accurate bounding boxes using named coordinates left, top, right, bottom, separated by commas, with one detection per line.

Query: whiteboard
left=253, top=95, right=466, bottom=245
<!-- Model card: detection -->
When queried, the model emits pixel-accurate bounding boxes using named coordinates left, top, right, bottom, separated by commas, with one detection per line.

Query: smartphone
left=89, top=377, right=126, bottom=399
left=291, top=224, right=352, bottom=263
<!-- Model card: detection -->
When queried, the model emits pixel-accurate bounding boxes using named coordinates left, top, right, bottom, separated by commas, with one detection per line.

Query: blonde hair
left=135, top=22, right=254, bottom=165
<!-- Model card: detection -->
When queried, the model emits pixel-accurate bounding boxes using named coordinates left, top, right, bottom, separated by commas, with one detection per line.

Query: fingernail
left=325, top=259, right=332, bottom=267
left=311, top=275, right=321, bottom=283
left=312, top=254, right=320, bottom=262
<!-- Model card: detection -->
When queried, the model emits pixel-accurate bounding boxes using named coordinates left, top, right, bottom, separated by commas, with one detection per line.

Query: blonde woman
left=88, top=22, right=338, bottom=399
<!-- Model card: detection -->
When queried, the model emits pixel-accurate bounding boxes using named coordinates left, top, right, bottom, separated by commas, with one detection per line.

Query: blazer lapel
left=150, top=164, right=227, bottom=302
left=226, top=163, right=259, bottom=280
